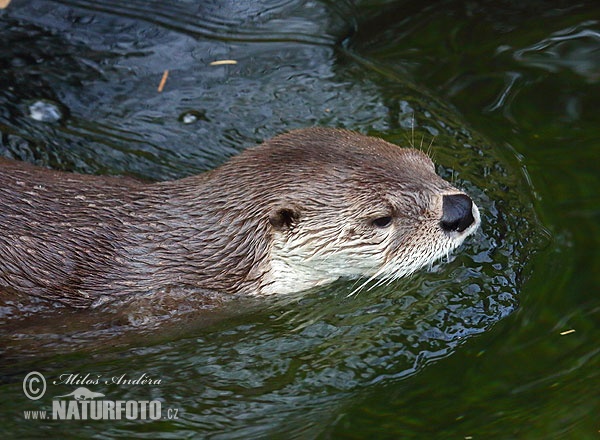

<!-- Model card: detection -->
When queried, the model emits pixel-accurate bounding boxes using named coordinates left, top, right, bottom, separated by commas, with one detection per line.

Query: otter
left=0, top=128, right=480, bottom=308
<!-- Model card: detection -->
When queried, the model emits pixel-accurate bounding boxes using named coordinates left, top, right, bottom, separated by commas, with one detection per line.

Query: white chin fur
left=263, top=202, right=481, bottom=296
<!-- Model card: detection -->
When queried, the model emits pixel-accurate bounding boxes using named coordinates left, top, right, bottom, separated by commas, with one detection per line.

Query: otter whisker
left=427, top=136, right=436, bottom=159
left=411, top=113, right=415, bottom=148
left=347, top=260, right=392, bottom=297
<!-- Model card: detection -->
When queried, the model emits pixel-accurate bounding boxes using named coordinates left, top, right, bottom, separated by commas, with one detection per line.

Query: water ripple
left=53, top=0, right=350, bottom=45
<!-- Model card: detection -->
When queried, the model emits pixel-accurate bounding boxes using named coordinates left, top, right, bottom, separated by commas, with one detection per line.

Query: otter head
left=228, top=128, right=480, bottom=295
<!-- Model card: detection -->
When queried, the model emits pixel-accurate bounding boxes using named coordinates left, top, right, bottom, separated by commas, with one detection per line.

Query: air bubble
left=28, top=100, right=63, bottom=123
left=178, top=110, right=207, bottom=125
left=182, top=113, right=197, bottom=124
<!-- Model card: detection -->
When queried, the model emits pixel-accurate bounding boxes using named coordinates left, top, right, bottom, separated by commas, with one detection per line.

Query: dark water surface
left=0, top=0, right=598, bottom=438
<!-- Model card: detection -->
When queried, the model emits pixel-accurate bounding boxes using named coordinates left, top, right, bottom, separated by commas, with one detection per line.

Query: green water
left=1, top=0, right=598, bottom=438
left=340, top=2, right=600, bottom=438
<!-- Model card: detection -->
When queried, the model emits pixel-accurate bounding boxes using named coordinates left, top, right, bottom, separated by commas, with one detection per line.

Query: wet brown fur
left=0, top=128, right=459, bottom=308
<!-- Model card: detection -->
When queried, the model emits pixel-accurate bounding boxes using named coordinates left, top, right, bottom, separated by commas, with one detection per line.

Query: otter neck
left=118, top=176, right=274, bottom=296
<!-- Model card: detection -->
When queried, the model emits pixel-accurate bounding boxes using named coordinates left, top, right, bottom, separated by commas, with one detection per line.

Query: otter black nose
left=441, top=194, right=475, bottom=233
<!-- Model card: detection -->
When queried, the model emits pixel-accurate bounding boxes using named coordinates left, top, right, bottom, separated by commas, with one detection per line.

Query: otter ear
left=269, top=205, right=301, bottom=231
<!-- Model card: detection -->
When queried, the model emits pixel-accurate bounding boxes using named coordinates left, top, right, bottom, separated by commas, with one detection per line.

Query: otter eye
left=371, top=216, right=393, bottom=228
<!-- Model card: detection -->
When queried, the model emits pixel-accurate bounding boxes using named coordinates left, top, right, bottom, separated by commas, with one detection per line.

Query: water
left=0, top=0, right=598, bottom=438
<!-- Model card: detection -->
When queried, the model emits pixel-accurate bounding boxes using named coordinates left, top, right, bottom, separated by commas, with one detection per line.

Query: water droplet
left=28, top=100, right=63, bottom=123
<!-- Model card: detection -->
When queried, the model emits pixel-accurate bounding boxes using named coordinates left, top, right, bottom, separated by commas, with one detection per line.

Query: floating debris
left=559, top=329, right=576, bottom=336
left=209, top=60, right=238, bottom=66
left=28, top=100, right=63, bottom=122
left=158, top=70, right=169, bottom=92
left=0, top=0, right=11, bottom=10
